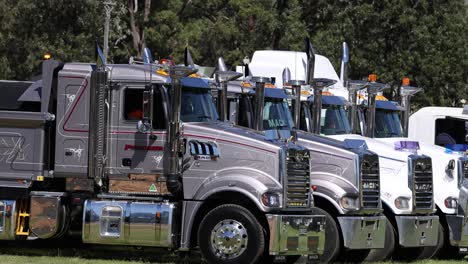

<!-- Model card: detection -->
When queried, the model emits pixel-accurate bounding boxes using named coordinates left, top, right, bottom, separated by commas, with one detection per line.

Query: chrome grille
left=458, top=158, right=468, bottom=187
left=411, top=157, right=433, bottom=210
left=360, top=154, right=380, bottom=209
left=286, top=149, right=310, bottom=208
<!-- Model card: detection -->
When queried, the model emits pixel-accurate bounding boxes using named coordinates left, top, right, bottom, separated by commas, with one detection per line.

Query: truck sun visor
left=167, top=77, right=211, bottom=89
left=308, top=95, right=346, bottom=106
left=249, top=88, right=287, bottom=99
left=375, top=100, right=403, bottom=111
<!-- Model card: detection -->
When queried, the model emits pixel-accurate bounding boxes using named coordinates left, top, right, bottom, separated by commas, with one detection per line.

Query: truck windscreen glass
left=374, top=109, right=403, bottom=138
left=180, top=87, right=219, bottom=122
left=320, top=105, right=352, bottom=135
left=263, top=98, right=294, bottom=140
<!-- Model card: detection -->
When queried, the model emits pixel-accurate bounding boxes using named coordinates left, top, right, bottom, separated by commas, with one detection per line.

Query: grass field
left=0, top=240, right=466, bottom=263
left=0, top=254, right=465, bottom=264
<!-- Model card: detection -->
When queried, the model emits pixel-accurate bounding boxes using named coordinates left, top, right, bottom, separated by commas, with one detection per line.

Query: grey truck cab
left=0, top=60, right=326, bottom=264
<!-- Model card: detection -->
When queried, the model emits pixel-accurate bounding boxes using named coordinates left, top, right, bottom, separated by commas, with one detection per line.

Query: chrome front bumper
left=266, top=214, right=326, bottom=256
left=337, top=215, right=386, bottom=249
left=395, top=215, right=439, bottom=247
left=446, top=214, right=468, bottom=248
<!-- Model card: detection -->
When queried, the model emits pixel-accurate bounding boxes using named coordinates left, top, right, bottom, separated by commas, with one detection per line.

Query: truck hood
left=183, top=121, right=288, bottom=154
left=376, top=137, right=462, bottom=213
left=329, top=134, right=412, bottom=162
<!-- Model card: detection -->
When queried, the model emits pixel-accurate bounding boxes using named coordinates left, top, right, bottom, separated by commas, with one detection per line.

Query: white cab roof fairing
left=249, top=50, right=345, bottom=89
left=409, top=106, right=468, bottom=145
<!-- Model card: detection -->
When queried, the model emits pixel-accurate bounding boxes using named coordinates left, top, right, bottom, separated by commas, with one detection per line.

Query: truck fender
left=192, top=170, right=281, bottom=212
left=311, top=177, right=358, bottom=215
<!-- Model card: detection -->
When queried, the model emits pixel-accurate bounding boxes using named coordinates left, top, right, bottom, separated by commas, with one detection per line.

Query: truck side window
left=123, top=88, right=166, bottom=129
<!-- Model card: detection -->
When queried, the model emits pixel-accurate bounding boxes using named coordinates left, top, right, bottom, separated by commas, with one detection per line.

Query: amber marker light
left=368, top=73, right=377, bottom=82
left=402, top=77, right=410, bottom=86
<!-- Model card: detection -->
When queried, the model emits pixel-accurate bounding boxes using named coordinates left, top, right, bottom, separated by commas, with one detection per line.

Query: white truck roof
left=409, top=106, right=468, bottom=144
left=249, top=50, right=345, bottom=89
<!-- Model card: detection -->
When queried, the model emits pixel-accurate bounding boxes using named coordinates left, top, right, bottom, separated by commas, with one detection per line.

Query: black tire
left=198, top=204, right=265, bottom=264
left=365, top=218, right=396, bottom=261
left=317, top=209, right=341, bottom=263
left=436, top=221, right=461, bottom=260
left=416, top=221, right=444, bottom=259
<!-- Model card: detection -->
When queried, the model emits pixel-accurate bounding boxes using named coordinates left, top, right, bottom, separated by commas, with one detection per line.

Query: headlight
left=394, top=196, right=410, bottom=209
left=340, top=196, right=359, bottom=210
left=262, top=192, right=282, bottom=207
left=444, top=197, right=458, bottom=209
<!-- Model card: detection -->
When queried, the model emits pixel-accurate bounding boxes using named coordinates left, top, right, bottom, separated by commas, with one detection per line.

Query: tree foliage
left=0, top=0, right=466, bottom=107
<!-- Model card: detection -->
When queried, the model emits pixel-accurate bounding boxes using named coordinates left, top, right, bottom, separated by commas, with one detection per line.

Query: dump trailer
left=0, top=60, right=327, bottom=264
left=247, top=49, right=439, bottom=261
left=218, top=73, right=386, bottom=263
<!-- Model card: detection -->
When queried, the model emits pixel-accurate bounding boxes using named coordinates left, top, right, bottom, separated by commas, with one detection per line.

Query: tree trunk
left=128, top=0, right=151, bottom=59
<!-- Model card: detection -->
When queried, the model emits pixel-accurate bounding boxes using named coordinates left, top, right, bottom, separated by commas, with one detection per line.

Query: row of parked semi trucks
left=0, top=40, right=466, bottom=263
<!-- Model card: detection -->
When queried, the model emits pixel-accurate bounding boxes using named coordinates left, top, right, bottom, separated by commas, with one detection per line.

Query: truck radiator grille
left=360, top=154, right=380, bottom=209
left=411, top=157, right=433, bottom=210
left=285, top=150, right=310, bottom=208
left=458, top=158, right=468, bottom=187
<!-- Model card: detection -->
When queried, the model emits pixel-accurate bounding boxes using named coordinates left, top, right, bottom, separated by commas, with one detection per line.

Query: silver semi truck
left=0, top=60, right=327, bottom=263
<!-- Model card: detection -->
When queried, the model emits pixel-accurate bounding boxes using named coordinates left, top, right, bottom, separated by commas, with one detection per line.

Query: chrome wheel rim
left=210, top=219, right=248, bottom=259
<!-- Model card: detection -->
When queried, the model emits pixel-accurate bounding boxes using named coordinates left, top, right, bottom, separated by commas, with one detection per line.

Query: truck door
left=108, top=84, right=169, bottom=195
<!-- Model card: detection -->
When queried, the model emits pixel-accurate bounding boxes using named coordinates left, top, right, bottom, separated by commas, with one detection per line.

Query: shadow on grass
left=0, top=238, right=203, bottom=264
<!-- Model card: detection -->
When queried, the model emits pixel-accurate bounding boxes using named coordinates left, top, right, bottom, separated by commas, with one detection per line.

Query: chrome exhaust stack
left=400, top=78, right=422, bottom=136
left=166, top=66, right=197, bottom=196
left=252, top=76, right=270, bottom=131
left=365, top=75, right=389, bottom=138
left=215, top=57, right=242, bottom=121
left=283, top=67, right=305, bottom=131
left=305, top=38, right=336, bottom=134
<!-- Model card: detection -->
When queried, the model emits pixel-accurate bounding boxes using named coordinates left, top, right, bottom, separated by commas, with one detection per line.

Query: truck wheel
left=198, top=204, right=264, bottom=264
left=415, top=221, right=444, bottom=259
left=317, top=209, right=341, bottom=263
left=365, top=218, right=396, bottom=261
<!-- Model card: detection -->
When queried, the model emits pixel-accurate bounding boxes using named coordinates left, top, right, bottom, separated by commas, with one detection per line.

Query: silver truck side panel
left=180, top=123, right=281, bottom=204
left=298, top=135, right=358, bottom=187
left=0, top=111, right=46, bottom=185
left=54, top=73, right=91, bottom=177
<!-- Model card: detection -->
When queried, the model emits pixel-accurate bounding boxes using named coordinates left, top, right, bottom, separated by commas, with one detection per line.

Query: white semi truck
left=246, top=49, right=439, bottom=260
left=355, top=81, right=468, bottom=257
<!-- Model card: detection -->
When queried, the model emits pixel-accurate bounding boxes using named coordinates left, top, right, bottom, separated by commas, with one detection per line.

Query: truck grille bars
left=458, top=158, right=468, bottom=187
left=360, top=155, right=380, bottom=209
left=285, top=149, right=311, bottom=208
left=410, top=156, right=433, bottom=211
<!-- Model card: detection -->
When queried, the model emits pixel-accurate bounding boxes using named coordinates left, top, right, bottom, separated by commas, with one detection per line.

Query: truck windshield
left=263, top=97, right=294, bottom=140
left=374, top=109, right=403, bottom=138
left=320, top=104, right=352, bottom=135
left=181, top=87, right=219, bottom=122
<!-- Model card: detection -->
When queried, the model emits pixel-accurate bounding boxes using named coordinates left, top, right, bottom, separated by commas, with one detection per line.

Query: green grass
left=0, top=254, right=465, bottom=264
left=0, top=255, right=146, bottom=264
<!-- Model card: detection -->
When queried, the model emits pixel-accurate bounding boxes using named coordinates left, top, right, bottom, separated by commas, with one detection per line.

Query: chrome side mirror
left=446, top=159, right=456, bottom=177
left=137, top=120, right=151, bottom=133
